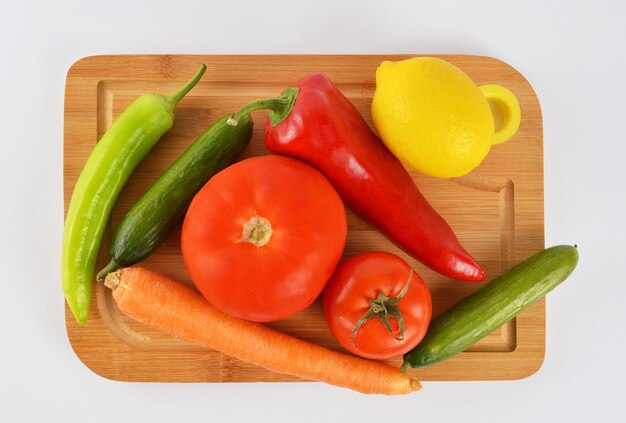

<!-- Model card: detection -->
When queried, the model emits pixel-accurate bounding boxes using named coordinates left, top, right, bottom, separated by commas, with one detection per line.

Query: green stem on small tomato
left=229, top=87, right=299, bottom=126
left=351, top=271, right=413, bottom=345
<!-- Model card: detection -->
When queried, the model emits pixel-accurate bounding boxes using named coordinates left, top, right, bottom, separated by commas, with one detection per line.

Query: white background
left=1, top=0, right=624, bottom=421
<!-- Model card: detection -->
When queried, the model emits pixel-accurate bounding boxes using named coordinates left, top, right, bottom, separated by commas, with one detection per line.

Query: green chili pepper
left=62, top=64, right=207, bottom=324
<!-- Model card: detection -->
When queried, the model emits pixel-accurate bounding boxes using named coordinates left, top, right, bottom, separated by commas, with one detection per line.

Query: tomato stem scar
left=240, top=215, right=273, bottom=247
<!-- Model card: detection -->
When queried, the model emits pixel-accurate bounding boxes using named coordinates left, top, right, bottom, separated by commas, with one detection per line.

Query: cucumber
left=401, top=245, right=579, bottom=372
left=97, top=113, right=253, bottom=280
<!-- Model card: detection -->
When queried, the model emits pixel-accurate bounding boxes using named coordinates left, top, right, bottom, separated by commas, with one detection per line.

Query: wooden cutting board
left=64, top=54, right=544, bottom=382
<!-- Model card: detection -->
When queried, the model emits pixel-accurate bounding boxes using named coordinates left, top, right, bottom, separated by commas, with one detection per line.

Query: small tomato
left=323, top=252, right=432, bottom=360
left=182, top=155, right=347, bottom=322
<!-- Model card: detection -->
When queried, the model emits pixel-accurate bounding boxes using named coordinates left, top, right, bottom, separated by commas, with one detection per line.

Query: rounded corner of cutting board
left=500, top=347, right=547, bottom=382
left=514, top=352, right=546, bottom=381
left=66, top=54, right=109, bottom=79
left=64, top=307, right=128, bottom=383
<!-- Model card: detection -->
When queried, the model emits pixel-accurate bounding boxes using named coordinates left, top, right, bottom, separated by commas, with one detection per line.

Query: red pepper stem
left=230, top=87, right=299, bottom=126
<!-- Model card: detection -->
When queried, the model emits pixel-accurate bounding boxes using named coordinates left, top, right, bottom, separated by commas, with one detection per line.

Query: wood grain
left=64, top=54, right=544, bottom=382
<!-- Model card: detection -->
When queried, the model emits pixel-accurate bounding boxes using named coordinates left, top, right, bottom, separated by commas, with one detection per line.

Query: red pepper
left=262, top=73, right=485, bottom=282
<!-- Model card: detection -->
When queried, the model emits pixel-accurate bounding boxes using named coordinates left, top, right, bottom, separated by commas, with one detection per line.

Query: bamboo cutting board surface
left=64, top=54, right=544, bottom=383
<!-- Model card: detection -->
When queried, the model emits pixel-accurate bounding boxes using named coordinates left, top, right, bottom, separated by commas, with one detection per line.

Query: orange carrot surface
left=104, top=267, right=421, bottom=395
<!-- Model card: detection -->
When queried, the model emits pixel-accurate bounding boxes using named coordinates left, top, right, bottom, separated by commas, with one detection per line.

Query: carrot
left=104, top=267, right=421, bottom=395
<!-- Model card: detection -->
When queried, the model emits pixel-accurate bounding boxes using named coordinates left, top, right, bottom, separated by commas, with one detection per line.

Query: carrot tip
left=410, top=378, right=422, bottom=392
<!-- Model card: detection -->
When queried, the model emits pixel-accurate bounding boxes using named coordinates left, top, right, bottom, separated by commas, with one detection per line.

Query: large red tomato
left=181, top=155, right=347, bottom=322
left=323, top=252, right=432, bottom=360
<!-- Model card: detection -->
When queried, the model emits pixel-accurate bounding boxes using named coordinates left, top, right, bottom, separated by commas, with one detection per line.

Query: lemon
left=371, top=57, right=494, bottom=178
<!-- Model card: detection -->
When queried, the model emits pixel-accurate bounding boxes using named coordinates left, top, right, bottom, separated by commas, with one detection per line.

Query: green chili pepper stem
left=165, top=63, right=207, bottom=109
left=231, top=87, right=299, bottom=126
